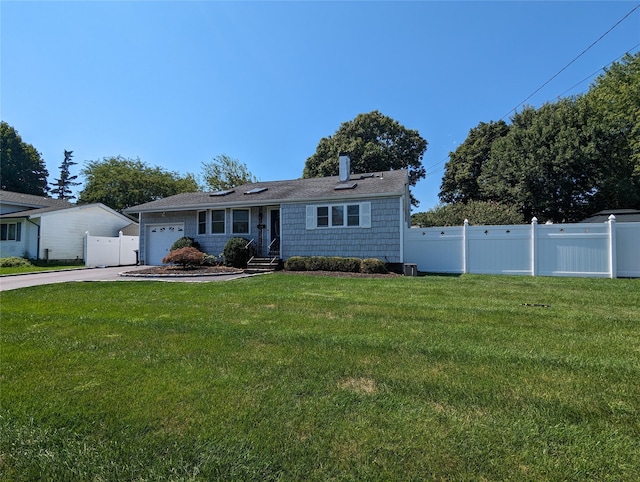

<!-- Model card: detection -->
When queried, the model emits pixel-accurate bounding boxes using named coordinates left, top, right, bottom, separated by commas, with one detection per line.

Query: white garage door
left=146, top=223, right=185, bottom=265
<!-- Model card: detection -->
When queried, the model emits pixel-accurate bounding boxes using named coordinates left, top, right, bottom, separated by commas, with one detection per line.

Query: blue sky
left=2, top=1, right=639, bottom=211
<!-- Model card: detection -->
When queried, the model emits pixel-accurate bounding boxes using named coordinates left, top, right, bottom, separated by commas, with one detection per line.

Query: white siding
left=39, top=205, right=131, bottom=260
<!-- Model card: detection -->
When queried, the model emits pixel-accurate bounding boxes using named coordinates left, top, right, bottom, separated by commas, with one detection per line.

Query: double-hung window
left=211, top=210, right=225, bottom=234
left=197, top=211, right=207, bottom=235
left=232, top=209, right=250, bottom=234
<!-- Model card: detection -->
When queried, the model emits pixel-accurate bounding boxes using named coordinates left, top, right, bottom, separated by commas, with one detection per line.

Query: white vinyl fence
left=404, top=216, right=640, bottom=278
left=84, top=232, right=139, bottom=267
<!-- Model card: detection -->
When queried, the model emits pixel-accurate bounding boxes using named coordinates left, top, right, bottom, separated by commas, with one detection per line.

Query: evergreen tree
left=51, top=150, right=81, bottom=200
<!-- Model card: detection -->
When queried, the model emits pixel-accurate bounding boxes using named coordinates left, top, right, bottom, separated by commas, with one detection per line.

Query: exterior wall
left=281, top=197, right=403, bottom=262
left=39, top=206, right=131, bottom=261
left=0, top=219, right=33, bottom=258
left=140, top=208, right=264, bottom=263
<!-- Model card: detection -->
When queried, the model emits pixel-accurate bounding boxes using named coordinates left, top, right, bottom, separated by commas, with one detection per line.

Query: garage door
left=146, top=223, right=185, bottom=265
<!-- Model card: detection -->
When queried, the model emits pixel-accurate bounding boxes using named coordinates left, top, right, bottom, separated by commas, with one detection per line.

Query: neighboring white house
left=0, top=190, right=136, bottom=261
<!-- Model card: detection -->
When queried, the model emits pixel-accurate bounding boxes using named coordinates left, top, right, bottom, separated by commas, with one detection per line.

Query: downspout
left=26, top=217, right=41, bottom=260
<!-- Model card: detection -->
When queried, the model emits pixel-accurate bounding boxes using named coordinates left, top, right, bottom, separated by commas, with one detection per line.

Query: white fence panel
left=617, top=223, right=640, bottom=278
left=536, top=223, right=610, bottom=277
left=404, top=217, right=639, bottom=278
left=85, top=232, right=139, bottom=267
left=467, top=225, right=531, bottom=275
left=404, top=226, right=463, bottom=273
left=119, top=235, right=139, bottom=266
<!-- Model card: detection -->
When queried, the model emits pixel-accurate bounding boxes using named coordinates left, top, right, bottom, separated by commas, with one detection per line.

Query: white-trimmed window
left=306, top=202, right=371, bottom=229
left=232, top=209, right=250, bottom=234
left=1, top=222, right=21, bottom=241
left=211, top=210, right=225, bottom=234
left=197, top=211, right=207, bottom=235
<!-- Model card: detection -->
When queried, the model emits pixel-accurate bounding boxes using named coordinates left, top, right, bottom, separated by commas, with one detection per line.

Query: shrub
left=284, top=256, right=308, bottom=271
left=361, top=258, right=388, bottom=274
left=0, top=257, right=33, bottom=268
left=332, top=257, right=361, bottom=272
left=162, top=247, right=205, bottom=268
left=306, top=256, right=329, bottom=271
left=169, top=237, right=201, bottom=252
left=223, top=237, right=256, bottom=269
left=202, top=254, right=222, bottom=266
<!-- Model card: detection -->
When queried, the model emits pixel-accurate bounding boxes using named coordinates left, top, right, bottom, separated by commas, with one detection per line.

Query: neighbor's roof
left=581, top=209, right=640, bottom=223
left=125, top=170, right=408, bottom=214
left=0, top=190, right=73, bottom=212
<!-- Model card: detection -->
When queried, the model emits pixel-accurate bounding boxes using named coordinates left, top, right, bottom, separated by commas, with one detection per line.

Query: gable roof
left=0, top=201, right=136, bottom=224
left=126, top=169, right=408, bottom=214
left=0, top=190, right=73, bottom=213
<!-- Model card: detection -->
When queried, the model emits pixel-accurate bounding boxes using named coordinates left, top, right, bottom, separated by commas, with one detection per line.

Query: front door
left=269, top=208, right=280, bottom=256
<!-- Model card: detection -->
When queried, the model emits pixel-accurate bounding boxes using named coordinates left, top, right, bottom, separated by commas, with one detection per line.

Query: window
left=1, top=222, right=21, bottom=241
left=307, top=203, right=371, bottom=229
left=232, top=209, right=250, bottom=234
left=211, top=210, right=225, bottom=234
left=197, top=211, right=207, bottom=235
left=331, top=206, right=344, bottom=226
left=347, top=204, right=360, bottom=226
left=317, top=206, right=329, bottom=227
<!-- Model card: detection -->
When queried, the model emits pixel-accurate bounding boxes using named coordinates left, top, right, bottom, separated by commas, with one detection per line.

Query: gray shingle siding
left=281, top=197, right=402, bottom=262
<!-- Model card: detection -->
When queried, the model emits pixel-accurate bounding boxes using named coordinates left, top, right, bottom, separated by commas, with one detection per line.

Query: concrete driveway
left=0, top=267, right=252, bottom=292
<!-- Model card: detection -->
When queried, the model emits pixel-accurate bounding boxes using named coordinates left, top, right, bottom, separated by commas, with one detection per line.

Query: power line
left=555, top=43, right=640, bottom=100
left=499, top=3, right=640, bottom=121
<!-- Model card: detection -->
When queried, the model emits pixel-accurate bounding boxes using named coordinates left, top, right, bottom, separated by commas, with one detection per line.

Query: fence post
left=531, top=217, right=538, bottom=276
left=463, top=219, right=469, bottom=274
left=608, top=214, right=617, bottom=279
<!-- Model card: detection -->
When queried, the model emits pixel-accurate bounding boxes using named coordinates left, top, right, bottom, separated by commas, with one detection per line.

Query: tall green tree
left=51, top=150, right=81, bottom=200
left=480, top=99, right=602, bottom=223
left=201, top=154, right=257, bottom=191
left=0, top=122, right=49, bottom=195
left=439, top=120, right=509, bottom=204
left=78, top=156, right=199, bottom=212
left=583, top=52, right=640, bottom=211
left=303, top=111, right=428, bottom=206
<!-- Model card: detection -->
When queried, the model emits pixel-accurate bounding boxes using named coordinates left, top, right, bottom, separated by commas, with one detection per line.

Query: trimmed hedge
left=361, top=258, right=388, bottom=274
left=284, top=256, right=387, bottom=274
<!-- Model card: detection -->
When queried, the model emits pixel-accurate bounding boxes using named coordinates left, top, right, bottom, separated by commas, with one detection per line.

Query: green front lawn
left=0, top=260, right=85, bottom=275
left=1, top=274, right=638, bottom=480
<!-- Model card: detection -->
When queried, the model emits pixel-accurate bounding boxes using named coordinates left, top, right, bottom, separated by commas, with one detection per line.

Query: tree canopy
left=0, top=122, right=49, bottom=195
left=412, top=201, right=522, bottom=227
left=303, top=111, right=428, bottom=206
left=202, top=154, right=257, bottom=191
left=434, top=52, right=640, bottom=224
left=78, top=156, right=199, bottom=212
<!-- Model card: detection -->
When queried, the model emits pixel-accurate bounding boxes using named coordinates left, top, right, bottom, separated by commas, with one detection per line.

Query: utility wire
left=499, top=3, right=640, bottom=121
left=555, top=42, right=640, bottom=100
left=423, top=43, right=640, bottom=178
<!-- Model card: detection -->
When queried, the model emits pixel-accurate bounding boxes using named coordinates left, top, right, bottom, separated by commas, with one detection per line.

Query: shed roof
left=125, top=169, right=408, bottom=214
left=581, top=209, right=640, bottom=223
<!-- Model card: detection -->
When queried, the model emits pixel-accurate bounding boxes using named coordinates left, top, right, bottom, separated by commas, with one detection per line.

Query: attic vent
left=244, top=187, right=268, bottom=195
left=334, top=182, right=358, bottom=191
left=210, top=189, right=235, bottom=197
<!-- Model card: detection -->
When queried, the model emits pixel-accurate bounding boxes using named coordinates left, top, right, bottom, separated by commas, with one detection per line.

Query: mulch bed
left=127, top=266, right=244, bottom=275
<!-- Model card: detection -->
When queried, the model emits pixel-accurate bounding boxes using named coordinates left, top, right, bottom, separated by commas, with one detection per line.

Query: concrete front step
left=245, top=257, right=283, bottom=273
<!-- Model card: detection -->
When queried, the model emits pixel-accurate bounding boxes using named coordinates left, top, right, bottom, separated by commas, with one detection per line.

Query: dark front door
left=269, top=208, right=280, bottom=256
